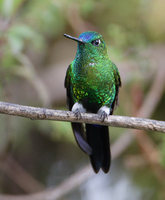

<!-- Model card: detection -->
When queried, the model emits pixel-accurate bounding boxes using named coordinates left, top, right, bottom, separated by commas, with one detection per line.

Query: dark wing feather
left=110, top=63, right=122, bottom=114
left=64, top=64, right=92, bottom=155
left=64, top=65, right=73, bottom=110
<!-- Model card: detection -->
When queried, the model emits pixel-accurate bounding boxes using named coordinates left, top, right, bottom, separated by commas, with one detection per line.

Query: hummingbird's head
left=64, top=31, right=108, bottom=59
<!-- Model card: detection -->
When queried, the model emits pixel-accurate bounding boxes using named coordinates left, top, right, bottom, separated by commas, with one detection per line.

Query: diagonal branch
left=0, top=101, right=164, bottom=133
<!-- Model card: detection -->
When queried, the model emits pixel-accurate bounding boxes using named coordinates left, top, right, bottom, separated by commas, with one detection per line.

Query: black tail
left=86, top=124, right=111, bottom=173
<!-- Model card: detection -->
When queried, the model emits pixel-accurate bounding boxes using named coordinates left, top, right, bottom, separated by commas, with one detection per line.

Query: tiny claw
left=73, top=109, right=82, bottom=120
left=72, top=102, right=86, bottom=120
left=97, top=106, right=110, bottom=122
left=99, top=111, right=108, bottom=122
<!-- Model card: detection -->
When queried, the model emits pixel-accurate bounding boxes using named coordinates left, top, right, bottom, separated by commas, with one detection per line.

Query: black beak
left=64, top=34, right=85, bottom=44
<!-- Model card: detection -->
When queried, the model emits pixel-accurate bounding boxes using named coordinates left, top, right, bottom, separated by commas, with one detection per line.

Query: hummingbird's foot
left=72, top=102, right=86, bottom=120
left=97, top=106, right=110, bottom=122
left=73, top=109, right=82, bottom=119
left=99, top=111, right=108, bottom=122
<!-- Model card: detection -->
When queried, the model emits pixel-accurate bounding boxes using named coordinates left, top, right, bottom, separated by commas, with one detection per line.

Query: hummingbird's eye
left=91, top=39, right=101, bottom=46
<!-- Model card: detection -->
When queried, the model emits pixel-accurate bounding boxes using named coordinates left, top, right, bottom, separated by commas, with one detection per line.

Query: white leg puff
left=72, top=102, right=86, bottom=119
left=97, top=106, right=111, bottom=121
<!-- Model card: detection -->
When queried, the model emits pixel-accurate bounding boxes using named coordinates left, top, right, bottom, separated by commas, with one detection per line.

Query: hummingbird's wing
left=64, top=64, right=92, bottom=155
left=112, top=63, right=121, bottom=88
left=64, top=64, right=74, bottom=110
left=110, top=63, right=122, bottom=114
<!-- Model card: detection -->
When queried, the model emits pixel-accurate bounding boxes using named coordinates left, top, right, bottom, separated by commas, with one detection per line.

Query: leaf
left=0, top=0, right=24, bottom=17
left=7, top=24, right=45, bottom=53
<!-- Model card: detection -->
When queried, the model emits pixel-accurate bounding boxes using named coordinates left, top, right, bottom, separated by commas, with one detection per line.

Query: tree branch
left=0, top=101, right=164, bottom=133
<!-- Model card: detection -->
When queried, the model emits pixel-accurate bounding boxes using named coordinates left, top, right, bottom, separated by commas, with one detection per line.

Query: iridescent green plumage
left=66, top=60, right=120, bottom=112
left=64, top=31, right=121, bottom=173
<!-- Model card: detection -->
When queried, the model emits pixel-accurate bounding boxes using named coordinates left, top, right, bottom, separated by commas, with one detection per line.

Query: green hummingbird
left=64, top=31, right=121, bottom=173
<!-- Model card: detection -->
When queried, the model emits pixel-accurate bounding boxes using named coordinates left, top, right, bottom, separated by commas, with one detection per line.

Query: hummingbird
left=64, top=31, right=121, bottom=173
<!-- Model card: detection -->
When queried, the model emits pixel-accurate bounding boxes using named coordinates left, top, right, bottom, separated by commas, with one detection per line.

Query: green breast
left=70, top=60, right=116, bottom=111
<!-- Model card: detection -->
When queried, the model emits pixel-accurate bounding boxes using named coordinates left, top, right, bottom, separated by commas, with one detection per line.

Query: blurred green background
left=0, top=0, right=165, bottom=199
